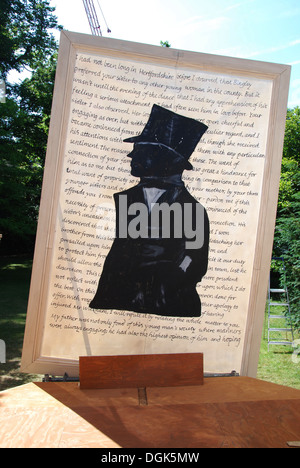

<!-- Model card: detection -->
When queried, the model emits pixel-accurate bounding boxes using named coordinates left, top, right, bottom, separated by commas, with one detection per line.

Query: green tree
left=0, top=0, right=59, bottom=78
left=283, top=107, right=300, bottom=162
left=160, top=40, right=171, bottom=48
left=0, top=0, right=61, bottom=253
left=273, top=107, right=300, bottom=328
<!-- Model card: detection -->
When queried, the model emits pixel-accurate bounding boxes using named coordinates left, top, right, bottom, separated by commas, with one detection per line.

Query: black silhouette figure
left=90, top=104, right=209, bottom=317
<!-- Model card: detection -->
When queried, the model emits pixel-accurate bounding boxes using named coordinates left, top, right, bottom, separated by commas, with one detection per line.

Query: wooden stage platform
left=1, top=377, right=300, bottom=448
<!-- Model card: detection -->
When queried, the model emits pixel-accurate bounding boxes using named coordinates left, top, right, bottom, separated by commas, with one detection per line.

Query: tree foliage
left=273, top=107, right=300, bottom=328
left=160, top=40, right=171, bottom=48
left=0, top=0, right=60, bottom=253
left=0, top=0, right=60, bottom=78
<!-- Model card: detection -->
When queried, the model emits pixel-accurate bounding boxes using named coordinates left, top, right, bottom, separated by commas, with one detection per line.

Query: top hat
left=124, top=104, right=208, bottom=170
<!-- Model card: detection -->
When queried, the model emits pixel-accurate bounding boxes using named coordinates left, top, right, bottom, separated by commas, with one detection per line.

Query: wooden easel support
left=79, top=353, right=204, bottom=394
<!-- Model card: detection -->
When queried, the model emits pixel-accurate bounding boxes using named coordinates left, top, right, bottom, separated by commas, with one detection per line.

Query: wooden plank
left=79, top=353, right=203, bottom=389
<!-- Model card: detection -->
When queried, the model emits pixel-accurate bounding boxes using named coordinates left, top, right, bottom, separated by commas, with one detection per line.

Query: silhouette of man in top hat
left=90, top=104, right=209, bottom=317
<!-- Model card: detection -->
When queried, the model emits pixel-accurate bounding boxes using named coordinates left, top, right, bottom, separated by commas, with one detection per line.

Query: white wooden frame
left=21, top=31, right=290, bottom=378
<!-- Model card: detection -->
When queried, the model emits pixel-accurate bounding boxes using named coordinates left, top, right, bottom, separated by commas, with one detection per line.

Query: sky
left=50, top=0, right=300, bottom=108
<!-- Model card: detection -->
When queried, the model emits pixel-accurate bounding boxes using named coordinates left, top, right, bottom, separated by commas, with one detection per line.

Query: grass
left=0, top=256, right=299, bottom=391
left=0, top=256, right=41, bottom=391
left=257, top=307, right=300, bottom=389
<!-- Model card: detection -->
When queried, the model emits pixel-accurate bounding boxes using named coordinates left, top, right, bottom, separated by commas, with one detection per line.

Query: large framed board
left=21, top=31, right=290, bottom=378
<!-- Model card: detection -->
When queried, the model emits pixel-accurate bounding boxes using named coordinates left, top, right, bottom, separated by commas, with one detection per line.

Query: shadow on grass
left=0, top=256, right=42, bottom=391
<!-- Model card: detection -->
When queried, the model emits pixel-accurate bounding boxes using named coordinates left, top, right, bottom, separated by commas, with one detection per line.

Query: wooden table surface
left=1, top=377, right=300, bottom=448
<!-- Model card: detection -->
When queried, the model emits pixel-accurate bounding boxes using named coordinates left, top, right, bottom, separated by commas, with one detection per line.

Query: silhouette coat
left=90, top=105, right=209, bottom=317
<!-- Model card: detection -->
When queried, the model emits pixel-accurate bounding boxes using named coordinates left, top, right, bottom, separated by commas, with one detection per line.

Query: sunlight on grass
left=257, top=312, right=300, bottom=390
left=1, top=259, right=33, bottom=271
